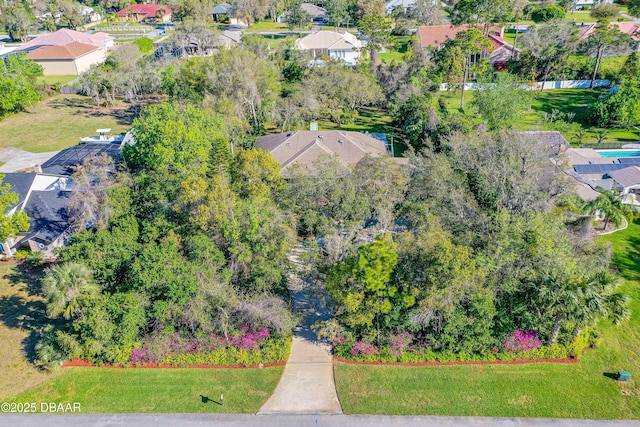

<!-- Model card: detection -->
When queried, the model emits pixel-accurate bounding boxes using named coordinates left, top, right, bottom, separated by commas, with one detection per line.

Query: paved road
left=2, top=414, right=640, bottom=427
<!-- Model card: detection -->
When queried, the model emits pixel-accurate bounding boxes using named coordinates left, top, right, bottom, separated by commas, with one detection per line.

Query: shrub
left=387, top=331, right=413, bottom=357
left=351, top=340, right=379, bottom=359
left=531, top=5, right=566, bottom=23
left=133, top=37, right=154, bottom=53
left=504, top=330, right=543, bottom=352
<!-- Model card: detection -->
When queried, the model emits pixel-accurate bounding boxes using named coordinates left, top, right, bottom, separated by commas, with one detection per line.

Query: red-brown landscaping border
left=333, top=356, right=578, bottom=366
left=62, top=358, right=287, bottom=369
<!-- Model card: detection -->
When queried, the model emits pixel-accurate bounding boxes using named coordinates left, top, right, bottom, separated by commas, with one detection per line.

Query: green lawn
left=379, top=36, right=412, bottom=65
left=7, top=366, right=284, bottom=413
left=245, top=21, right=291, bottom=32
left=335, top=219, right=640, bottom=418
left=37, top=75, right=78, bottom=86
left=0, top=95, right=133, bottom=153
left=439, top=89, right=639, bottom=145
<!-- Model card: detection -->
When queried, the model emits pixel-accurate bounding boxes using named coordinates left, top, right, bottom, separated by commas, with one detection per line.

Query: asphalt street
left=1, top=414, right=640, bottom=427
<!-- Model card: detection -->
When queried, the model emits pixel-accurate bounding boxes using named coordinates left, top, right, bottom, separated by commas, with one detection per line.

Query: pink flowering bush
left=504, top=330, right=543, bottom=352
left=129, top=326, right=272, bottom=364
left=387, top=332, right=414, bottom=357
left=351, top=340, right=379, bottom=359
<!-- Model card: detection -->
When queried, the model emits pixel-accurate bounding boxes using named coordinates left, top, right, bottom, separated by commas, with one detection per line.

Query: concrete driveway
left=0, top=148, right=58, bottom=173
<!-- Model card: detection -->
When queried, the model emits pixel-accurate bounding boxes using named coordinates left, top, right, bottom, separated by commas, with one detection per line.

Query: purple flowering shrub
left=129, top=326, right=271, bottom=364
left=504, top=330, right=543, bottom=353
left=351, top=340, right=379, bottom=358
left=387, top=331, right=413, bottom=357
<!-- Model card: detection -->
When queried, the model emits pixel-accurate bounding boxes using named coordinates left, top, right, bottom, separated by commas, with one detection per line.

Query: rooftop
left=24, top=190, right=71, bottom=245
left=117, top=4, right=173, bottom=16
left=609, top=166, right=640, bottom=188
left=27, top=42, right=98, bottom=60
left=295, top=31, right=362, bottom=51
left=20, top=29, right=113, bottom=51
left=41, top=142, right=123, bottom=176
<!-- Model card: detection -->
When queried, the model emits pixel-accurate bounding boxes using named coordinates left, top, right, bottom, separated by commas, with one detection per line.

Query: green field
left=335, top=219, right=640, bottom=418
left=0, top=95, right=133, bottom=153
left=8, top=366, right=284, bottom=413
left=379, top=36, right=412, bottom=65
left=440, top=88, right=639, bottom=145
left=245, top=21, right=291, bottom=32
left=37, top=75, right=78, bottom=86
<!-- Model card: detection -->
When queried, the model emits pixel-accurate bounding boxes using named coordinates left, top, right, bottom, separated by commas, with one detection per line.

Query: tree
left=355, top=0, right=384, bottom=20
left=358, top=13, right=392, bottom=68
left=530, top=5, right=566, bottom=23
left=68, top=154, right=117, bottom=230
left=579, top=23, right=633, bottom=89
left=520, top=20, right=578, bottom=91
left=629, top=0, right=640, bottom=18
left=437, top=28, right=492, bottom=108
left=232, top=0, right=269, bottom=25
left=470, top=72, right=533, bottom=129
left=448, top=0, right=512, bottom=28
left=171, top=18, right=222, bottom=56
left=55, top=0, right=85, bottom=30
left=589, top=79, right=640, bottom=127
left=287, top=0, right=311, bottom=35
left=0, top=175, right=30, bottom=245
left=0, top=53, right=43, bottom=116
left=325, top=0, right=350, bottom=29
left=42, top=263, right=100, bottom=320
left=582, top=189, right=635, bottom=230
left=0, top=4, right=34, bottom=42
left=589, top=3, right=620, bottom=20
left=414, top=0, right=445, bottom=25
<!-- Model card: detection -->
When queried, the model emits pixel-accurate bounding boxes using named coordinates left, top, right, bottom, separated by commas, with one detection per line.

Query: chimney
left=34, top=164, right=42, bottom=174
left=500, top=26, right=505, bottom=39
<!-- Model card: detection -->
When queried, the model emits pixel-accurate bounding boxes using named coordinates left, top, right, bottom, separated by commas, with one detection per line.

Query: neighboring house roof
left=1, top=172, right=37, bottom=210
left=574, top=162, right=640, bottom=175
left=41, top=142, right=123, bottom=176
left=221, top=30, right=242, bottom=45
left=517, top=131, right=570, bottom=155
left=255, top=130, right=388, bottom=175
left=20, top=29, right=113, bottom=51
left=416, top=25, right=511, bottom=53
left=23, top=190, right=71, bottom=245
left=117, top=4, right=172, bottom=17
left=301, top=3, right=327, bottom=18
left=27, top=42, right=98, bottom=60
left=211, top=2, right=233, bottom=14
left=609, top=166, right=640, bottom=188
left=580, top=22, right=640, bottom=41
left=295, top=31, right=362, bottom=51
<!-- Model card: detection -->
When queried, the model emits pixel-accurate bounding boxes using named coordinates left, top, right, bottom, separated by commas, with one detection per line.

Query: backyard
left=0, top=95, right=134, bottom=153
left=334, top=219, right=640, bottom=418
left=440, top=88, right=639, bottom=145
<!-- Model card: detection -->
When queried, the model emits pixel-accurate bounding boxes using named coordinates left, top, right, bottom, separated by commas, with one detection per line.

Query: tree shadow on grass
left=46, top=97, right=93, bottom=110
left=200, top=395, right=223, bottom=405
left=603, top=372, right=619, bottom=380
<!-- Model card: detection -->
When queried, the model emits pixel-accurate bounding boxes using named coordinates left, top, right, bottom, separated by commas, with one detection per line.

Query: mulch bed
left=334, top=356, right=578, bottom=366
left=62, top=358, right=287, bottom=369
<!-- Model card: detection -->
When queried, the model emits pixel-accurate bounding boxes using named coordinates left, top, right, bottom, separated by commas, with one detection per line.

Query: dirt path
left=257, top=246, right=342, bottom=415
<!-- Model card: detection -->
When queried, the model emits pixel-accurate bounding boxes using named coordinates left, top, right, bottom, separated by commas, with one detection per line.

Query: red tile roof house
left=579, top=22, right=640, bottom=52
left=116, top=4, right=173, bottom=23
left=416, top=25, right=519, bottom=70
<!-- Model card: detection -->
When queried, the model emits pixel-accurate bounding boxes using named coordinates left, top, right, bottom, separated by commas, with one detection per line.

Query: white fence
left=439, top=80, right=611, bottom=91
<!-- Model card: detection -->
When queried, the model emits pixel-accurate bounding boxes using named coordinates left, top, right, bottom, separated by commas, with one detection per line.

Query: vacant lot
left=0, top=95, right=133, bottom=153
left=0, top=262, right=59, bottom=400
left=335, top=219, right=640, bottom=418
left=9, top=366, right=284, bottom=413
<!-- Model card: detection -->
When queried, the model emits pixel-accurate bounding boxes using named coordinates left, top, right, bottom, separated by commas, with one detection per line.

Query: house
left=416, top=25, right=518, bottom=68
left=301, top=3, right=328, bottom=21
left=116, top=4, right=173, bottom=23
left=609, top=166, right=640, bottom=197
left=573, top=0, right=613, bottom=9
left=385, top=0, right=416, bottom=14
left=27, top=42, right=104, bottom=75
left=580, top=22, right=640, bottom=52
left=14, top=29, right=113, bottom=75
left=254, top=130, right=389, bottom=176
left=211, top=2, right=233, bottom=22
left=0, top=139, right=125, bottom=256
left=0, top=172, right=73, bottom=256
left=294, top=31, right=362, bottom=66
left=19, top=28, right=114, bottom=51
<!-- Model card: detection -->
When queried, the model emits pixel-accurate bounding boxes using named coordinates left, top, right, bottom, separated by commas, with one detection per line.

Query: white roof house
left=294, top=31, right=362, bottom=66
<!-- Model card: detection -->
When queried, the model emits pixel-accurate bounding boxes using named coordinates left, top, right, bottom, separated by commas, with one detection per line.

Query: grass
left=7, top=366, right=284, bottom=413
left=0, top=95, right=133, bottom=153
left=379, top=36, right=412, bottom=65
left=335, top=219, right=640, bottom=418
left=0, top=262, right=60, bottom=400
left=439, top=88, right=639, bottom=145
left=245, top=21, right=290, bottom=32
left=37, top=75, right=78, bottom=86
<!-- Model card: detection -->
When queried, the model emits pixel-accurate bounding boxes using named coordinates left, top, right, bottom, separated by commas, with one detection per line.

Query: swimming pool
left=597, top=150, right=640, bottom=158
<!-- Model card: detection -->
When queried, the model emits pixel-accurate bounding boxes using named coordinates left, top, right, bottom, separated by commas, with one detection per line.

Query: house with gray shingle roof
left=295, top=31, right=362, bottom=66
left=609, top=166, right=640, bottom=196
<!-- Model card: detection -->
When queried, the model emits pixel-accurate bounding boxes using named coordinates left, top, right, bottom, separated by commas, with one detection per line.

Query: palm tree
left=42, top=263, right=99, bottom=320
left=582, top=189, right=635, bottom=231
left=569, top=270, right=630, bottom=338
